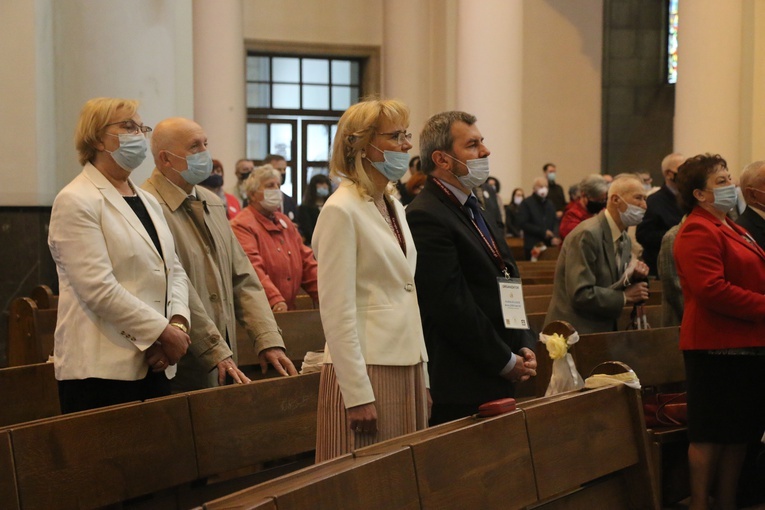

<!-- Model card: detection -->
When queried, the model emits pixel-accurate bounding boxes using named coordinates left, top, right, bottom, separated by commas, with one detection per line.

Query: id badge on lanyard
left=497, top=277, right=529, bottom=329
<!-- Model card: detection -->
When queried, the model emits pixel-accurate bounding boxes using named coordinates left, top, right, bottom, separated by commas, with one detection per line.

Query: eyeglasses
left=104, top=120, right=153, bottom=136
left=377, top=130, right=413, bottom=145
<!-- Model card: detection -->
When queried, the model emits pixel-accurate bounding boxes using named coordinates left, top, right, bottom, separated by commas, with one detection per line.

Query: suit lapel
left=598, top=213, right=619, bottom=281
left=83, top=164, right=162, bottom=261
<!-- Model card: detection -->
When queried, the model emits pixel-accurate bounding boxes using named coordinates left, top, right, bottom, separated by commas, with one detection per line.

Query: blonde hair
left=74, top=98, right=139, bottom=166
left=330, top=98, right=410, bottom=197
left=244, top=164, right=282, bottom=196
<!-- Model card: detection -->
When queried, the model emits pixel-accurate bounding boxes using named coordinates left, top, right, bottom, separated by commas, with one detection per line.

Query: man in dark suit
left=636, top=153, right=685, bottom=276
left=406, top=111, right=537, bottom=426
left=543, top=163, right=567, bottom=217
left=736, top=160, right=765, bottom=247
left=544, top=174, right=650, bottom=334
left=517, top=177, right=561, bottom=259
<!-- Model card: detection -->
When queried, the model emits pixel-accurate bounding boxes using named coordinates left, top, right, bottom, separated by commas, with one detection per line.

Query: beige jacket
left=141, top=170, right=284, bottom=389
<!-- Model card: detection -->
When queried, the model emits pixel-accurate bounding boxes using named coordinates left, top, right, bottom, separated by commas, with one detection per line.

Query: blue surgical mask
left=547, top=172, right=557, bottom=182
left=711, top=184, right=737, bottom=213
left=168, top=150, right=213, bottom=185
left=367, top=145, right=409, bottom=182
left=106, top=133, right=147, bottom=171
left=316, top=187, right=329, bottom=198
left=445, top=153, right=490, bottom=189
left=617, top=197, right=646, bottom=227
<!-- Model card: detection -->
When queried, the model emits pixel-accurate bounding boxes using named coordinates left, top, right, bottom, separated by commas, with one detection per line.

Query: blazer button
left=210, top=293, right=218, bottom=302
left=405, top=283, right=414, bottom=292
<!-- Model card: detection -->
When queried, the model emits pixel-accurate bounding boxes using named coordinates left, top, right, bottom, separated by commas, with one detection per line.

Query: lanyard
left=384, top=197, right=407, bottom=255
left=430, top=177, right=510, bottom=278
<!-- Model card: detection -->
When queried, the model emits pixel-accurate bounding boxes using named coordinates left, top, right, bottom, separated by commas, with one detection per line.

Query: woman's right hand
left=156, top=324, right=191, bottom=364
left=347, top=402, right=377, bottom=434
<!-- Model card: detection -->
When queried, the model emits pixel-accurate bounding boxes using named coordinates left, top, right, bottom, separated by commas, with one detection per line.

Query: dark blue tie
left=465, top=195, right=493, bottom=242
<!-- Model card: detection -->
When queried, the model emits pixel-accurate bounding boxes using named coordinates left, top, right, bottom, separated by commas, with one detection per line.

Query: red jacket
left=559, top=201, right=592, bottom=239
left=231, top=206, right=318, bottom=310
left=674, top=206, right=765, bottom=350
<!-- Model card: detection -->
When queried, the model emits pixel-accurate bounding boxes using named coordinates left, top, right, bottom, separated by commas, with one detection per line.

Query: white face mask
left=536, top=186, right=549, bottom=199
left=444, top=153, right=490, bottom=188
left=513, top=195, right=523, bottom=205
left=617, top=197, right=646, bottom=227
left=260, top=188, right=282, bottom=212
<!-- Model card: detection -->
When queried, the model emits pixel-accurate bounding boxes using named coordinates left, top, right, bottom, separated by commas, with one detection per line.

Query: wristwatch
left=170, top=322, right=188, bottom=334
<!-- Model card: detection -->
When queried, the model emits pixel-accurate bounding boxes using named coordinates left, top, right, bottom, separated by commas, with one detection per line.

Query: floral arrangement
left=543, top=332, right=569, bottom=360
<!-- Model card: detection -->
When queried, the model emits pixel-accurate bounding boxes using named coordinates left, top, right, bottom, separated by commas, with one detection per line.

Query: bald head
left=608, top=173, right=643, bottom=199
left=661, top=153, right=685, bottom=174
left=740, top=160, right=765, bottom=209
left=151, top=117, right=207, bottom=165
left=151, top=117, right=209, bottom=191
left=607, top=173, right=647, bottom=230
left=533, top=176, right=548, bottom=189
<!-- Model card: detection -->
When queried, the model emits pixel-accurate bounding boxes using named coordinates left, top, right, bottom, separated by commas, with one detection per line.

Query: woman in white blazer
left=48, top=98, right=191, bottom=413
left=313, top=99, right=429, bottom=461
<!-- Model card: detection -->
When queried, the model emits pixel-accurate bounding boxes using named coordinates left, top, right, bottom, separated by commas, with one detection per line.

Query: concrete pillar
left=674, top=0, right=744, bottom=172
left=455, top=0, right=523, bottom=202
left=192, top=0, right=245, bottom=187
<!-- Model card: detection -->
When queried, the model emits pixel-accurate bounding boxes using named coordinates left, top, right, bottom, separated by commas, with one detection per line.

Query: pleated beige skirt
left=315, top=362, right=428, bottom=463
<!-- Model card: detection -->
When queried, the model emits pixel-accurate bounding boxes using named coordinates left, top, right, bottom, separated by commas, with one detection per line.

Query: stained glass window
left=667, top=0, right=679, bottom=84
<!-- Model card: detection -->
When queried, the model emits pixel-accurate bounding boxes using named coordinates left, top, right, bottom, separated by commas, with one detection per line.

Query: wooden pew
left=9, top=396, right=198, bottom=509
left=523, top=283, right=554, bottom=296
left=7, top=297, right=56, bottom=367
left=189, top=373, right=320, bottom=479
left=204, top=384, right=658, bottom=510
left=237, top=309, right=325, bottom=369
left=532, top=325, right=686, bottom=506
left=293, top=294, right=315, bottom=310
left=0, top=363, right=59, bottom=427
left=30, top=285, right=57, bottom=310
left=518, top=384, right=658, bottom=509
left=526, top=304, right=663, bottom=334
left=356, top=411, right=537, bottom=509
left=0, top=430, right=19, bottom=510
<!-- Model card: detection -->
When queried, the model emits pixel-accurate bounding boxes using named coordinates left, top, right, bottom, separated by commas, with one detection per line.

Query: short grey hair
left=608, top=173, right=643, bottom=199
left=579, top=174, right=609, bottom=200
left=244, top=164, right=281, bottom=195
left=740, top=160, right=765, bottom=204
left=419, top=111, right=477, bottom=174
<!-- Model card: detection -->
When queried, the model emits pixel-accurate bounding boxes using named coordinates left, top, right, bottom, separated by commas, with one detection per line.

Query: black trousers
left=58, top=370, right=171, bottom=414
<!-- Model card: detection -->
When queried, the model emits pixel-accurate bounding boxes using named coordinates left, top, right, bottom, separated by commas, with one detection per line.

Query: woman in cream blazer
left=49, top=98, right=191, bottom=413
left=313, top=99, right=429, bottom=461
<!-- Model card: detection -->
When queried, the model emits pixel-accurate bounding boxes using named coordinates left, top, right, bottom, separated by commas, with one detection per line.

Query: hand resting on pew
left=259, top=347, right=298, bottom=376
left=216, top=356, right=251, bottom=385
left=502, top=347, right=538, bottom=383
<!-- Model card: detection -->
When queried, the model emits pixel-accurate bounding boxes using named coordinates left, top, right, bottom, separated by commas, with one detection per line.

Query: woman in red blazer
left=673, top=154, right=765, bottom=510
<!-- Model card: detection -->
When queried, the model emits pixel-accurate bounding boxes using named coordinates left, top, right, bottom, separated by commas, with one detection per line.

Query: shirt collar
left=435, top=177, right=472, bottom=205
left=604, top=209, right=624, bottom=244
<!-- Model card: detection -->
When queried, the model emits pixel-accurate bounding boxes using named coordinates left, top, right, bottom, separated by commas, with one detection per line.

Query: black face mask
left=200, top=174, right=224, bottom=189
left=280, top=172, right=287, bottom=185
left=239, top=171, right=251, bottom=182
left=586, top=200, right=606, bottom=214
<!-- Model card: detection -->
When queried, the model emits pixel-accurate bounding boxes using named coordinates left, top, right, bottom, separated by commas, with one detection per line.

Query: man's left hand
left=519, top=347, right=537, bottom=371
left=259, top=347, right=298, bottom=376
left=216, top=356, right=251, bottom=386
left=632, top=260, right=650, bottom=279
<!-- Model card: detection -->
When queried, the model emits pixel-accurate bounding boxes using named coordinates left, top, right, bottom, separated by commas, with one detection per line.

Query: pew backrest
left=237, top=310, right=325, bottom=368
left=189, top=372, right=320, bottom=478
left=10, top=396, right=197, bottom=509
left=0, top=362, right=59, bottom=427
